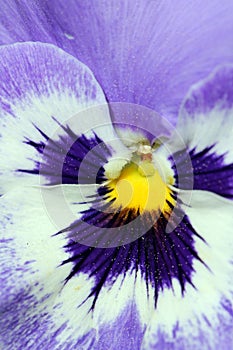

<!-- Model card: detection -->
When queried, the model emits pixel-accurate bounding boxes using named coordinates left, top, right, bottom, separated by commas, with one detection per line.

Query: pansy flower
left=0, top=1, right=233, bottom=349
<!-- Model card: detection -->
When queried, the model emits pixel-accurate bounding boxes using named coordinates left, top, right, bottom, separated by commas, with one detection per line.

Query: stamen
left=137, top=143, right=155, bottom=177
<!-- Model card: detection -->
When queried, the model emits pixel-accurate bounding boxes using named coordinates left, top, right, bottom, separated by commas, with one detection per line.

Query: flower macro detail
left=0, top=2, right=233, bottom=350
left=104, top=141, right=174, bottom=213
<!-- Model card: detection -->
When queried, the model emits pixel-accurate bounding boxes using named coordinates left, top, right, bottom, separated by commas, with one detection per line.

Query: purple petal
left=1, top=1, right=233, bottom=120
left=169, top=65, right=233, bottom=198
left=0, top=42, right=119, bottom=194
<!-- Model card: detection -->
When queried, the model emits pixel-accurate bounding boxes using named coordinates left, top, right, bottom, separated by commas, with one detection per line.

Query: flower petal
left=1, top=1, right=233, bottom=119
left=0, top=187, right=87, bottom=348
left=0, top=187, right=147, bottom=349
left=0, top=183, right=208, bottom=348
left=1, top=184, right=232, bottom=348
left=168, top=65, right=233, bottom=197
left=142, top=190, right=233, bottom=350
left=0, top=42, right=125, bottom=194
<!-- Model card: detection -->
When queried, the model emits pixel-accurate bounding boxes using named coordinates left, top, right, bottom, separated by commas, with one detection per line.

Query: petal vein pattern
left=0, top=42, right=124, bottom=194
left=1, top=1, right=233, bottom=121
left=0, top=31, right=233, bottom=350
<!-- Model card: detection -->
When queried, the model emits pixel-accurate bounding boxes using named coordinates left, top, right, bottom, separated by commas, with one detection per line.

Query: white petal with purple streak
left=176, top=65, right=233, bottom=161
left=142, top=190, right=233, bottom=350
left=0, top=187, right=147, bottom=349
left=0, top=42, right=129, bottom=194
left=162, top=65, right=233, bottom=198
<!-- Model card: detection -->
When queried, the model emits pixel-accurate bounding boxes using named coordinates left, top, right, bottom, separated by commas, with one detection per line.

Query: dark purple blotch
left=18, top=122, right=111, bottom=185
left=171, top=145, right=233, bottom=198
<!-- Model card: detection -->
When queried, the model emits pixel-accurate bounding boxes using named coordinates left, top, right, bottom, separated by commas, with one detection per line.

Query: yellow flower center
left=107, top=161, right=174, bottom=215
